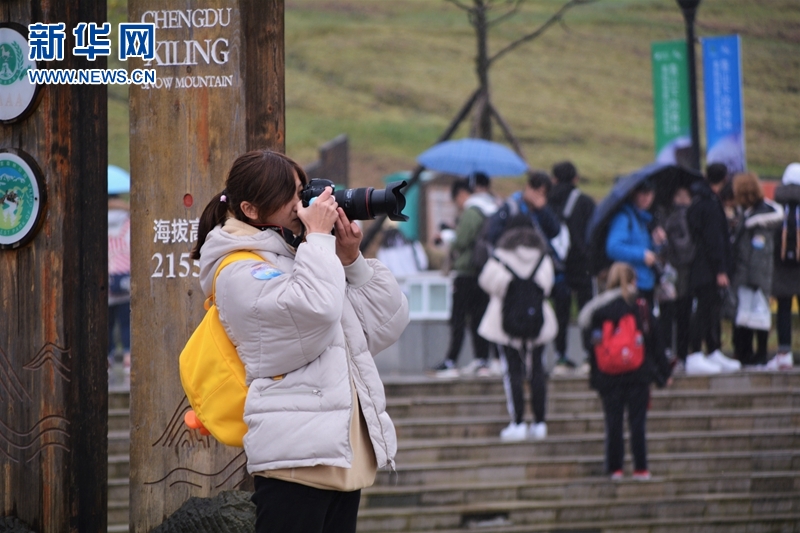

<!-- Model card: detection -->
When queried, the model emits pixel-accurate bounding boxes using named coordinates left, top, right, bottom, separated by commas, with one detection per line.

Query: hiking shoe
left=431, top=360, right=459, bottom=379
left=708, top=349, right=742, bottom=372
left=500, top=422, right=528, bottom=442
left=632, top=470, right=652, bottom=481
left=765, top=352, right=793, bottom=371
left=610, top=470, right=624, bottom=481
left=685, top=352, right=722, bottom=375
left=529, top=422, right=547, bottom=440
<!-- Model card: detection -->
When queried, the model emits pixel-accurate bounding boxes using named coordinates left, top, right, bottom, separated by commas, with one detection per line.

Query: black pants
left=776, top=295, right=799, bottom=352
left=733, top=327, right=769, bottom=366
left=599, top=382, right=650, bottom=473
left=445, top=275, right=490, bottom=363
left=500, top=344, right=547, bottom=425
left=552, top=278, right=594, bottom=359
left=252, top=477, right=361, bottom=533
left=659, top=296, right=692, bottom=360
left=689, top=283, right=722, bottom=354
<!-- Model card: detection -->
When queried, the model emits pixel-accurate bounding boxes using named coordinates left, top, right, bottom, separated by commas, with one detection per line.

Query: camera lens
left=302, top=179, right=408, bottom=221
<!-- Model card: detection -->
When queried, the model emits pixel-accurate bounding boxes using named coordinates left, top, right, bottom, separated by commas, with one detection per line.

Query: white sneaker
left=685, top=352, right=722, bottom=375
left=529, top=422, right=547, bottom=440
left=500, top=422, right=528, bottom=442
left=488, top=358, right=504, bottom=377
left=460, top=359, right=487, bottom=377
left=765, top=352, right=794, bottom=371
left=708, top=349, right=742, bottom=372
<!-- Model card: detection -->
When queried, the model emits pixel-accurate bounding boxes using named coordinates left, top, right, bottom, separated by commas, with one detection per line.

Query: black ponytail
left=191, top=191, right=230, bottom=259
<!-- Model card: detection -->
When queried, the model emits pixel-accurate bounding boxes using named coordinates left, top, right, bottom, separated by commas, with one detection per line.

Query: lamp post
left=676, top=0, right=702, bottom=171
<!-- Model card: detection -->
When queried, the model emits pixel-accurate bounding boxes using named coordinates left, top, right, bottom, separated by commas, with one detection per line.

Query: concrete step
left=108, top=454, right=129, bottom=480
left=375, top=449, right=800, bottom=486
left=108, top=408, right=130, bottom=431
left=107, top=526, right=128, bottom=533
left=108, top=477, right=129, bottom=504
left=392, top=408, right=800, bottom=440
left=387, top=388, right=800, bottom=419
left=356, top=491, right=800, bottom=532
left=361, top=471, right=800, bottom=509
left=109, top=387, right=130, bottom=409
left=108, top=430, right=130, bottom=456
left=382, top=370, right=800, bottom=398
left=356, top=513, right=800, bottom=533
left=107, top=500, right=128, bottom=530
left=394, top=428, right=800, bottom=464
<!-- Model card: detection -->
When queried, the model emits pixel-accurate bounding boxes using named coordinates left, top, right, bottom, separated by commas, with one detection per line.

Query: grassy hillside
left=109, top=0, right=800, bottom=197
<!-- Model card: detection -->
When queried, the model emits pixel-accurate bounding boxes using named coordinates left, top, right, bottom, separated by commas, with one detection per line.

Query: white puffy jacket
left=477, top=246, right=558, bottom=350
left=198, top=220, right=409, bottom=474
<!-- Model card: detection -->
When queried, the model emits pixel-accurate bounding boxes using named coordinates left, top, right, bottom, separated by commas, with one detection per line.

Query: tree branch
left=444, top=0, right=473, bottom=12
left=487, top=0, right=526, bottom=27
left=488, top=0, right=597, bottom=66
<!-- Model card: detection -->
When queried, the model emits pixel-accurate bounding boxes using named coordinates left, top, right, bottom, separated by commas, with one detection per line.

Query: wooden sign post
left=0, top=2, right=108, bottom=532
left=127, top=1, right=284, bottom=529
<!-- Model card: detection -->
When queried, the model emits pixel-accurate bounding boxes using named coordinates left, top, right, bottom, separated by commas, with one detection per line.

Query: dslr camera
left=301, top=179, right=409, bottom=222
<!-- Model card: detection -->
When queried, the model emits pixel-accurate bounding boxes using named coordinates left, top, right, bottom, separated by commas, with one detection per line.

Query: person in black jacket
left=548, top=161, right=596, bottom=373
left=578, top=262, right=672, bottom=481
left=684, top=163, right=740, bottom=374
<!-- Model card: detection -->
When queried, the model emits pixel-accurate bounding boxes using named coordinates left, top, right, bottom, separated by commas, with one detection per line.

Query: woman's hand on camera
left=297, top=187, right=338, bottom=235
left=334, top=208, right=362, bottom=266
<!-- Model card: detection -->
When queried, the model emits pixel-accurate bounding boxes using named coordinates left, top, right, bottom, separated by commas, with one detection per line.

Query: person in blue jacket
left=605, top=179, right=666, bottom=305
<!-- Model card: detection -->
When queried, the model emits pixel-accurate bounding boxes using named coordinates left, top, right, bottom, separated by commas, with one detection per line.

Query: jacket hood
left=782, top=163, right=800, bottom=186
left=493, top=246, right=547, bottom=279
left=464, top=192, right=500, bottom=217
left=744, top=198, right=783, bottom=229
left=577, top=287, right=631, bottom=329
left=198, top=218, right=296, bottom=296
left=774, top=183, right=800, bottom=205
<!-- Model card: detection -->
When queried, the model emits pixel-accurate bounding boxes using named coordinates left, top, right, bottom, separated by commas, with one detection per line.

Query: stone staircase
left=360, top=371, right=800, bottom=533
left=107, top=371, right=800, bottom=532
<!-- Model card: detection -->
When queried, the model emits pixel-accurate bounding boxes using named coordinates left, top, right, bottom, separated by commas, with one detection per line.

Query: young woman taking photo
left=192, top=150, right=409, bottom=533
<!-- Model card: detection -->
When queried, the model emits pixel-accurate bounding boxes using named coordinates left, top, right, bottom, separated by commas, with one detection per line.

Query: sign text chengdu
left=138, top=8, right=235, bottom=90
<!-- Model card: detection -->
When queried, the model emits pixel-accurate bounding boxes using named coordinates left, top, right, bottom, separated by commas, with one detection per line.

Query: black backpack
left=498, top=254, right=546, bottom=340
left=778, top=202, right=800, bottom=267
left=664, top=205, right=696, bottom=267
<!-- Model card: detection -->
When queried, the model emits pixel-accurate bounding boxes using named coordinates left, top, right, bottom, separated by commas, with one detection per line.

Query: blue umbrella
left=108, top=165, right=130, bottom=195
left=417, top=138, right=528, bottom=177
left=585, top=162, right=703, bottom=274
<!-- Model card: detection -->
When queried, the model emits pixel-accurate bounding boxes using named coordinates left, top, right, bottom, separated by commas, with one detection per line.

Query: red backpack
left=594, top=300, right=648, bottom=375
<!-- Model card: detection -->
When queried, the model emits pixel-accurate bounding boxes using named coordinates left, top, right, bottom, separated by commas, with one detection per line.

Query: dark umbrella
left=585, top=162, right=703, bottom=274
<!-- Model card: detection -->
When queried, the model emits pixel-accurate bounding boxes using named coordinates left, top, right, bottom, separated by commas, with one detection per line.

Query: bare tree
left=445, top=0, right=597, bottom=149
left=361, top=0, right=597, bottom=250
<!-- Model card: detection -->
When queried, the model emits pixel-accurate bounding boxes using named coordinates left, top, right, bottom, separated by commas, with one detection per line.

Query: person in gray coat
left=730, top=172, right=783, bottom=367
left=769, top=163, right=800, bottom=369
left=191, top=150, right=409, bottom=533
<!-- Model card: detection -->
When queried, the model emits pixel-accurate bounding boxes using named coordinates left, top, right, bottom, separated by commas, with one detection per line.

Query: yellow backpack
left=179, top=251, right=263, bottom=447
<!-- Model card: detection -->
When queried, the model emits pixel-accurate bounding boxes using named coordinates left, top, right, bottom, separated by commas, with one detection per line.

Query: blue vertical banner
left=702, top=35, right=746, bottom=173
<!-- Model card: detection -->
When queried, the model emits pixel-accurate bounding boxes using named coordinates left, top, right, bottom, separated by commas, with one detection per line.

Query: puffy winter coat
left=605, top=203, right=656, bottom=291
left=477, top=243, right=557, bottom=350
left=772, top=183, right=800, bottom=297
left=198, top=219, right=409, bottom=474
left=731, top=199, right=783, bottom=296
left=577, top=288, right=671, bottom=392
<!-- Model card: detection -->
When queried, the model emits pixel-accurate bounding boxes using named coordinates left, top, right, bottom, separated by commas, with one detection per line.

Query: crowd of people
left=424, top=160, right=799, bottom=477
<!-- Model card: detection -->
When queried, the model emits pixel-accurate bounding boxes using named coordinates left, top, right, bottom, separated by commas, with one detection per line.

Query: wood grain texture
left=0, top=1, right=108, bottom=532
left=127, top=1, right=284, bottom=530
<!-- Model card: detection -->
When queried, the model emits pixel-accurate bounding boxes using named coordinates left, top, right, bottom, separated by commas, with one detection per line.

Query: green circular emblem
left=0, top=151, right=45, bottom=249
left=0, top=25, right=40, bottom=124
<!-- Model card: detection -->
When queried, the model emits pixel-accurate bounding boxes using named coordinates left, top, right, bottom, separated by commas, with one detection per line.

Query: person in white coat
left=191, top=150, right=409, bottom=533
left=478, top=215, right=557, bottom=441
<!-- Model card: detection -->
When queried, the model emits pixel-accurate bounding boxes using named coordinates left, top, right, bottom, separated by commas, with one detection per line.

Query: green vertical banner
left=652, top=40, right=691, bottom=164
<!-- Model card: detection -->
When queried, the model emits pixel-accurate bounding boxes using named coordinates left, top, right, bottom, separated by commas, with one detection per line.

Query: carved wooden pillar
left=126, top=1, right=284, bottom=529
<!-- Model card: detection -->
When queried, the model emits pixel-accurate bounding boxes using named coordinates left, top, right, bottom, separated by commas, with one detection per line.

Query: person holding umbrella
left=604, top=178, right=664, bottom=306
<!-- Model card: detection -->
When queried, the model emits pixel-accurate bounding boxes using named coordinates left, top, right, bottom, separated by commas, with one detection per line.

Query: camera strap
left=249, top=223, right=305, bottom=249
